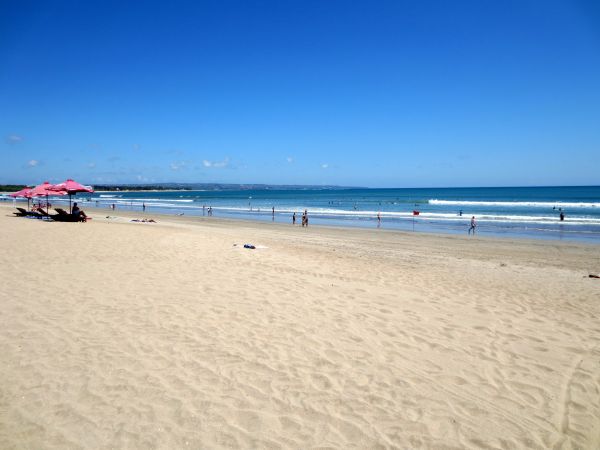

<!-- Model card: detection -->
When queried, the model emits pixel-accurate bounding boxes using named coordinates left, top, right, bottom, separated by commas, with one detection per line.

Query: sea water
left=22, top=186, right=600, bottom=243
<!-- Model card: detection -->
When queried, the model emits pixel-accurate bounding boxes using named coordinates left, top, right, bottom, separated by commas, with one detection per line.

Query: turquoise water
left=22, top=186, right=600, bottom=243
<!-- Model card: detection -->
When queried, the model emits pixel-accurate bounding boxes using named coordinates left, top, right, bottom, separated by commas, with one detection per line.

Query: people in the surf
left=301, top=210, right=308, bottom=227
left=292, top=212, right=296, bottom=225
left=468, top=216, right=476, bottom=235
left=560, top=211, right=565, bottom=221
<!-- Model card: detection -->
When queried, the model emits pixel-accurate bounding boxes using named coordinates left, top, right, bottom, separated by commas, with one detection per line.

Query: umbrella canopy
left=49, top=179, right=94, bottom=213
left=30, top=182, right=67, bottom=215
left=9, top=187, right=34, bottom=198
left=9, top=187, right=34, bottom=209
left=51, top=179, right=94, bottom=194
left=30, top=181, right=61, bottom=196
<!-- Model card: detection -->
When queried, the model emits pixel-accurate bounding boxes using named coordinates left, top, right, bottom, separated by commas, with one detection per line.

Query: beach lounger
left=13, top=207, right=42, bottom=218
left=53, top=208, right=89, bottom=222
left=53, top=208, right=79, bottom=222
left=13, top=207, right=29, bottom=216
left=36, top=209, right=59, bottom=220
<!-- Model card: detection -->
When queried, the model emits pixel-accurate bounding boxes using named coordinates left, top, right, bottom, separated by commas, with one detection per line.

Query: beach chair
left=52, top=208, right=76, bottom=222
left=13, top=207, right=29, bottom=216
left=36, top=209, right=59, bottom=220
left=13, top=207, right=42, bottom=218
left=53, top=208, right=89, bottom=222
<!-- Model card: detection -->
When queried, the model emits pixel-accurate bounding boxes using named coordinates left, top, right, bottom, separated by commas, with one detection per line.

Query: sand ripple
left=1, top=210, right=599, bottom=448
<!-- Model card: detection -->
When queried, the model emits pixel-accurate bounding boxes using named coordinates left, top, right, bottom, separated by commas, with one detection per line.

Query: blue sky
left=1, top=0, right=599, bottom=187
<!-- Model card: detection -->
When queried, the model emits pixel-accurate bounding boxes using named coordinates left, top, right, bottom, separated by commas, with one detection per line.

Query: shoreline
left=2, top=203, right=600, bottom=276
left=3, top=201, right=600, bottom=246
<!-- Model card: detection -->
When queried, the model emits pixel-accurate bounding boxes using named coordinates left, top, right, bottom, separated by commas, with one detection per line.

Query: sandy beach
left=1, top=203, right=599, bottom=449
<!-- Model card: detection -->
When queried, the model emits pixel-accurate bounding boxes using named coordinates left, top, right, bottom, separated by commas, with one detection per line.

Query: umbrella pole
left=70, top=194, right=72, bottom=214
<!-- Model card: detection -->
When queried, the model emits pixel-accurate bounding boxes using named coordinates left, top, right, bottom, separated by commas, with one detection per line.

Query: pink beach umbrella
left=49, top=179, right=94, bottom=213
left=30, top=181, right=67, bottom=215
left=9, top=187, right=34, bottom=210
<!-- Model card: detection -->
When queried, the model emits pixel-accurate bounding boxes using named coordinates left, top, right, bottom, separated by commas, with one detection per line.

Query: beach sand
left=1, top=204, right=599, bottom=449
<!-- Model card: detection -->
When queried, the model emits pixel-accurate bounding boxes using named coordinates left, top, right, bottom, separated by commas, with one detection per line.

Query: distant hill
left=0, top=184, right=27, bottom=192
left=92, top=183, right=366, bottom=191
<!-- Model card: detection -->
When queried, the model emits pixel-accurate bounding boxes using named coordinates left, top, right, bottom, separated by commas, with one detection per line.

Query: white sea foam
left=69, top=198, right=600, bottom=228
left=119, top=198, right=194, bottom=203
left=208, top=206, right=600, bottom=226
left=429, top=199, right=600, bottom=208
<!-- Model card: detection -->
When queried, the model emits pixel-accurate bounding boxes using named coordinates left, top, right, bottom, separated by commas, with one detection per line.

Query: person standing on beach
left=142, top=202, right=146, bottom=212
left=292, top=212, right=296, bottom=225
left=377, top=212, right=381, bottom=227
left=468, top=216, right=476, bottom=235
left=303, top=210, right=309, bottom=227
left=272, top=206, right=275, bottom=221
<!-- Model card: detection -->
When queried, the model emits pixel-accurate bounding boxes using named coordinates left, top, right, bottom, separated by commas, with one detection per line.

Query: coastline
left=1, top=203, right=599, bottom=448
left=4, top=198, right=600, bottom=245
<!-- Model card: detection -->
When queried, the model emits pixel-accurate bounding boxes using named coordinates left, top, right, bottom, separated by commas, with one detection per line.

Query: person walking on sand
left=468, top=216, right=476, bottom=235
left=303, top=209, right=309, bottom=227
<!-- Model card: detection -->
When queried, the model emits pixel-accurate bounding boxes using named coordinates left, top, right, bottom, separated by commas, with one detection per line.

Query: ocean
left=8, top=186, right=600, bottom=243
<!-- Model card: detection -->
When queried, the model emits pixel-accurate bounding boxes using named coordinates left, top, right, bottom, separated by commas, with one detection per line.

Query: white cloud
left=87, top=162, right=96, bottom=169
left=27, top=159, right=39, bottom=167
left=170, top=161, right=187, bottom=171
left=286, top=156, right=294, bottom=163
left=203, top=157, right=230, bottom=168
left=7, top=134, right=22, bottom=144
left=132, top=144, right=141, bottom=151
left=321, top=163, right=329, bottom=169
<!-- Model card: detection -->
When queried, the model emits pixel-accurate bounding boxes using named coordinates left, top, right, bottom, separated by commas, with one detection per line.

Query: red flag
left=413, top=210, right=420, bottom=216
